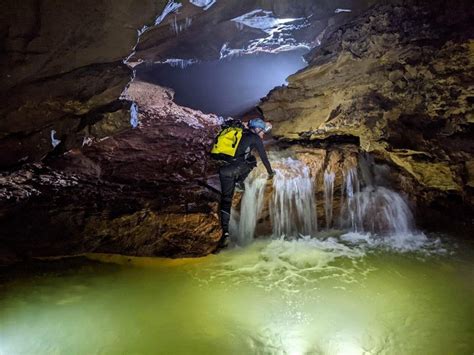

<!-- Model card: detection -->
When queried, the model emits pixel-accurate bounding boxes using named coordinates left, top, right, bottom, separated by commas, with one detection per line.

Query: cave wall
left=0, top=0, right=389, bottom=262
left=0, top=0, right=168, bottom=168
left=0, top=80, right=222, bottom=261
left=132, top=0, right=378, bottom=63
left=260, top=0, right=474, bottom=231
left=0, top=0, right=378, bottom=168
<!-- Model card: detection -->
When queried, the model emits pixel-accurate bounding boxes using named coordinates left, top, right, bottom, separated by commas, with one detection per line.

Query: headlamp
left=264, top=122, right=272, bottom=133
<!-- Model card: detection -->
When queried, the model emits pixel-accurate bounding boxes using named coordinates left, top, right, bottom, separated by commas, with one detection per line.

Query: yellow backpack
left=210, top=121, right=244, bottom=160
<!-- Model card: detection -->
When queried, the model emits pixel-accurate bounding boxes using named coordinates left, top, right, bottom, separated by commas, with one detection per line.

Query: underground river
left=1, top=234, right=473, bottom=354
left=2, top=1, right=474, bottom=354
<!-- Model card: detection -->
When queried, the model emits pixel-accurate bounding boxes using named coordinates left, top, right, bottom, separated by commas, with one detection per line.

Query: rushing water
left=231, top=176, right=267, bottom=246
left=324, top=170, right=335, bottom=229
left=271, top=159, right=318, bottom=238
left=1, top=157, right=472, bottom=354
left=232, top=157, right=418, bottom=244
left=0, top=234, right=473, bottom=355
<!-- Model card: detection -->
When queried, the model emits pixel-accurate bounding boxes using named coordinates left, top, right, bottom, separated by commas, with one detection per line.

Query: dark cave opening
left=135, top=48, right=309, bottom=117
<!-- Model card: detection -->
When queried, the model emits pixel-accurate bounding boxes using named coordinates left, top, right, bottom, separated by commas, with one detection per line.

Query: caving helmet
left=248, top=118, right=272, bottom=133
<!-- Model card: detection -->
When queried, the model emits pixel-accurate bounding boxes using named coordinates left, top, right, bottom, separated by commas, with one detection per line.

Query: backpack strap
left=232, top=130, right=239, bottom=148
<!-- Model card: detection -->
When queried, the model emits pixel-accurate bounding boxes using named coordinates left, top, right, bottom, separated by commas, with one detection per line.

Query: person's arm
left=254, top=136, right=273, bottom=175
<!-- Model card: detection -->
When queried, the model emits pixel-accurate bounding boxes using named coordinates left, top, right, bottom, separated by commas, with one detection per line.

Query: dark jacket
left=233, top=130, right=273, bottom=175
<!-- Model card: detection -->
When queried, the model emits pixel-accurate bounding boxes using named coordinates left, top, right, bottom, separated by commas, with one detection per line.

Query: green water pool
left=1, top=234, right=473, bottom=354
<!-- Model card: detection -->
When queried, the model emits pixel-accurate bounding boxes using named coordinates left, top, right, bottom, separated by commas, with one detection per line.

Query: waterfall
left=357, top=186, right=414, bottom=235
left=323, top=171, right=335, bottom=229
left=341, top=168, right=363, bottom=232
left=231, top=154, right=417, bottom=246
left=270, top=158, right=318, bottom=237
left=340, top=167, right=415, bottom=235
left=232, top=175, right=267, bottom=245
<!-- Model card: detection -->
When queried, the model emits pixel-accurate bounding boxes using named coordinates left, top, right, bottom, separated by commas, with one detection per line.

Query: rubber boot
left=213, top=232, right=230, bottom=253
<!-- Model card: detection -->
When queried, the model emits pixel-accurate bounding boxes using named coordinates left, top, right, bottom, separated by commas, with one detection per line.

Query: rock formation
left=131, top=0, right=375, bottom=64
left=0, top=0, right=168, bottom=168
left=0, top=80, right=222, bottom=261
left=0, top=0, right=376, bottom=171
left=261, top=1, right=474, bottom=231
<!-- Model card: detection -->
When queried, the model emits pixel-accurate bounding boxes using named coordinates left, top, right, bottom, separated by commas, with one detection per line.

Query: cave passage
left=136, top=48, right=308, bottom=117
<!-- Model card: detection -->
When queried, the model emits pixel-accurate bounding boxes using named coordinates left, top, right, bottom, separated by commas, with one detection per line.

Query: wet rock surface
left=0, top=81, right=222, bottom=260
left=260, top=1, right=474, bottom=231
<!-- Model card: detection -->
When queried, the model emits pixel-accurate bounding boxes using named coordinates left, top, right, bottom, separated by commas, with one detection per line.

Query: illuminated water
left=1, top=234, right=473, bottom=355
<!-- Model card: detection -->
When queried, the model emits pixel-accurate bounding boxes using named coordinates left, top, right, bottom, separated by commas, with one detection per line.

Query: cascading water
left=339, top=166, right=416, bottom=236
left=231, top=175, right=267, bottom=246
left=270, top=158, right=318, bottom=238
left=323, top=170, right=335, bottom=229
left=340, top=168, right=363, bottom=232
left=231, top=153, right=422, bottom=249
left=232, top=158, right=318, bottom=244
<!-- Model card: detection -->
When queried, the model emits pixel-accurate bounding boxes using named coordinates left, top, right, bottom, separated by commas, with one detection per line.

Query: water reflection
left=0, top=235, right=473, bottom=354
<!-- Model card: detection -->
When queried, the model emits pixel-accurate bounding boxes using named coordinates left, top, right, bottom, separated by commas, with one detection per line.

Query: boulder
left=0, top=81, right=222, bottom=258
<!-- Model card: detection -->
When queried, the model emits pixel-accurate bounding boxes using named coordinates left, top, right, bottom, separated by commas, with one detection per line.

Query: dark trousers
left=218, top=161, right=253, bottom=234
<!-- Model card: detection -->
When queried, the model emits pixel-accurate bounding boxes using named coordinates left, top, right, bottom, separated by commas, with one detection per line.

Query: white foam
left=207, top=236, right=365, bottom=292
left=340, top=231, right=445, bottom=254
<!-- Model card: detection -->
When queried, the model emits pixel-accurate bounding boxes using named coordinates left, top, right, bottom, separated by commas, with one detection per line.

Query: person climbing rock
left=211, top=117, right=274, bottom=251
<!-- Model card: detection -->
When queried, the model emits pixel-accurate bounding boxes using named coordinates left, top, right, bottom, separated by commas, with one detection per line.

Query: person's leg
left=235, top=160, right=254, bottom=190
left=219, top=166, right=236, bottom=236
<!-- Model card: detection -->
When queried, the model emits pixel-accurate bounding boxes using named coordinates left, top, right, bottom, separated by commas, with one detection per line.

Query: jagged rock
left=260, top=1, right=474, bottom=230
left=132, top=0, right=375, bottom=63
left=0, top=80, right=222, bottom=259
left=0, top=0, right=168, bottom=168
left=80, top=80, right=220, bottom=186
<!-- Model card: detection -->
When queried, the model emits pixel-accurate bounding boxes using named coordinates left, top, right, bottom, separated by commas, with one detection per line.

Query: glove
left=267, top=171, right=275, bottom=180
